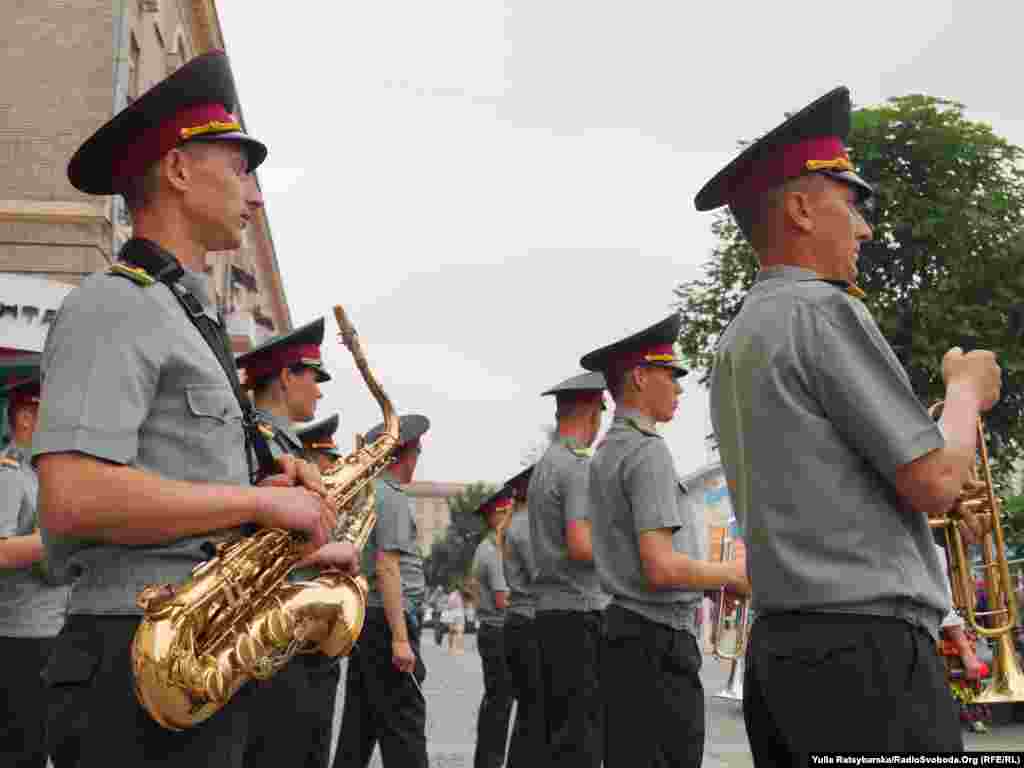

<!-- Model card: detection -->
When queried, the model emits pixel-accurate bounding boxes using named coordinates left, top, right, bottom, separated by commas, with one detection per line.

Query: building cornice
left=0, top=200, right=110, bottom=225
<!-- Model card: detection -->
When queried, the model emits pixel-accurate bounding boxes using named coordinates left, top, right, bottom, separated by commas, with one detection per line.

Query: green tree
left=424, top=482, right=495, bottom=589
left=1003, top=495, right=1024, bottom=552
left=674, top=94, right=1024, bottom=489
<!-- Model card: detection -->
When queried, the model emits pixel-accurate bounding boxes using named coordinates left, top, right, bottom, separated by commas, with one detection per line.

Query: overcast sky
left=216, top=1, right=1024, bottom=485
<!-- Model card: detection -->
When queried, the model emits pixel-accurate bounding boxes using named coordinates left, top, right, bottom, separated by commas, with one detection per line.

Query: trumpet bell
left=975, top=635, right=1024, bottom=704
left=713, top=654, right=745, bottom=703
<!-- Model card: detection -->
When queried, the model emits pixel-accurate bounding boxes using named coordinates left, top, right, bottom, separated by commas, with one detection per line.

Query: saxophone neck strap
left=116, top=238, right=277, bottom=483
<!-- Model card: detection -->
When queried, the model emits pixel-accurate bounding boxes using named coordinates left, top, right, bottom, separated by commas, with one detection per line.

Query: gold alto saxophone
left=131, top=305, right=400, bottom=730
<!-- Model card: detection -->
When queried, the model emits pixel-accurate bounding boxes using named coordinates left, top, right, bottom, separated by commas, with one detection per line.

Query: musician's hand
left=957, top=514, right=990, bottom=546
left=942, top=348, right=1001, bottom=412
left=963, top=655, right=986, bottom=681
left=725, top=558, right=751, bottom=597
left=271, top=455, right=327, bottom=497
left=392, top=640, right=416, bottom=674
left=256, top=486, right=337, bottom=553
left=296, top=541, right=360, bottom=575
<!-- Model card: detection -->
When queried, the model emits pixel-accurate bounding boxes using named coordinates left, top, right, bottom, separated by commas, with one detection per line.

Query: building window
left=128, top=32, right=141, bottom=102
left=166, top=31, right=188, bottom=74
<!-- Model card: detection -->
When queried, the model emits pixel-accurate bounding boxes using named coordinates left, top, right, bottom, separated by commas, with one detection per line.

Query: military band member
left=471, top=489, right=514, bottom=768
left=236, top=319, right=337, bottom=768
left=334, top=414, right=431, bottom=768
left=32, top=53, right=358, bottom=768
left=581, top=316, right=749, bottom=768
left=527, top=370, right=607, bottom=768
left=298, top=414, right=344, bottom=474
left=499, top=465, right=546, bottom=768
left=238, top=317, right=330, bottom=457
left=0, top=374, right=69, bottom=767
left=699, top=86, right=1001, bottom=761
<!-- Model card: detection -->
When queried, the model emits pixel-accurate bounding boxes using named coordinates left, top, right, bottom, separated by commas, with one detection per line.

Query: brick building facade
left=0, top=1, right=290, bottom=356
left=404, top=480, right=469, bottom=553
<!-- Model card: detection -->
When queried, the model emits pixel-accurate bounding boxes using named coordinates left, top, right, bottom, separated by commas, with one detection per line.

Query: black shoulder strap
left=117, top=239, right=277, bottom=482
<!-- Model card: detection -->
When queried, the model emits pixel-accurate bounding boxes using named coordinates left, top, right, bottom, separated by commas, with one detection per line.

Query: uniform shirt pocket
left=181, top=385, right=247, bottom=483
left=185, top=385, right=238, bottom=430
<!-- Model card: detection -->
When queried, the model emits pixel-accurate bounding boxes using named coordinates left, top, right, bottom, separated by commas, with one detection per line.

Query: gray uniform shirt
left=528, top=437, right=609, bottom=612
left=364, top=473, right=425, bottom=613
left=589, top=409, right=706, bottom=633
left=503, top=505, right=537, bottom=619
left=33, top=266, right=251, bottom=615
left=473, top=532, right=507, bottom=627
left=0, top=445, right=69, bottom=637
left=709, top=265, right=948, bottom=639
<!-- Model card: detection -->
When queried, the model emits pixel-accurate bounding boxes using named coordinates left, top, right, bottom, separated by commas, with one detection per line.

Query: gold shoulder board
left=108, top=263, right=156, bottom=287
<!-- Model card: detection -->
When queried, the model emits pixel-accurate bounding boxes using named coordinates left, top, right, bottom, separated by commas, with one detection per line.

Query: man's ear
left=163, top=147, right=193, bottom=195
left=783, top=184, right=816, bottom=235
left=277, top=367, right=293, bottom=393
left=630, top=366, right=647, bottom=392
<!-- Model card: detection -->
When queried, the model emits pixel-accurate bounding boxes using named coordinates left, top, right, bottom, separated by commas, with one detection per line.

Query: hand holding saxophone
left=253, top=485, right=337, bottom=553
left=941, top=347, right=1001, bottom=412
left=255, top=455, right=337, bottom=552
left=274, top=454, right=328, bottom=497
left=295, top=541, right=361, bottom=575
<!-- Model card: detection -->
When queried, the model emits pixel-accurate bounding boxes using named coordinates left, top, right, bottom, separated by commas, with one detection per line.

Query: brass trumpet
left=711, top=520, right=749, bottom=702
left=929, top=402, right=1024, bottom=704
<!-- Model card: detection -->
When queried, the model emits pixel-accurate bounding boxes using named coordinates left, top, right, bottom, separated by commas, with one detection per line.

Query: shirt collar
left=753, top=265, right=821, bottom=285
left=612, top=407, right=658, bottom=435
left=557, top=434, right=584, bottom=451
left=752, top=264, right=866, bottom=300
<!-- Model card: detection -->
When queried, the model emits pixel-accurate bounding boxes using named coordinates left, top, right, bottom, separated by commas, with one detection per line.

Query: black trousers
left=744, top=613, right=964, bottom=766
left=601, top=605, right=704, bottom=768
left=474, top=623, right=514, bottom=768
left=243, top=654, right=340, bottom=768
left=332, top=609, right=427, bottom=768
left=43, top=614, right=256, bottom=768
left=0, top=635, right=54, bottom=768
left=534, top=609, right=603, bottom=768
left=503, top=614, right=546, bottom=768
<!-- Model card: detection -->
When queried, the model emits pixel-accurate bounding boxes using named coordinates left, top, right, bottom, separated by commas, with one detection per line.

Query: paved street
left=329, top=630, right=1024, bottom=767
